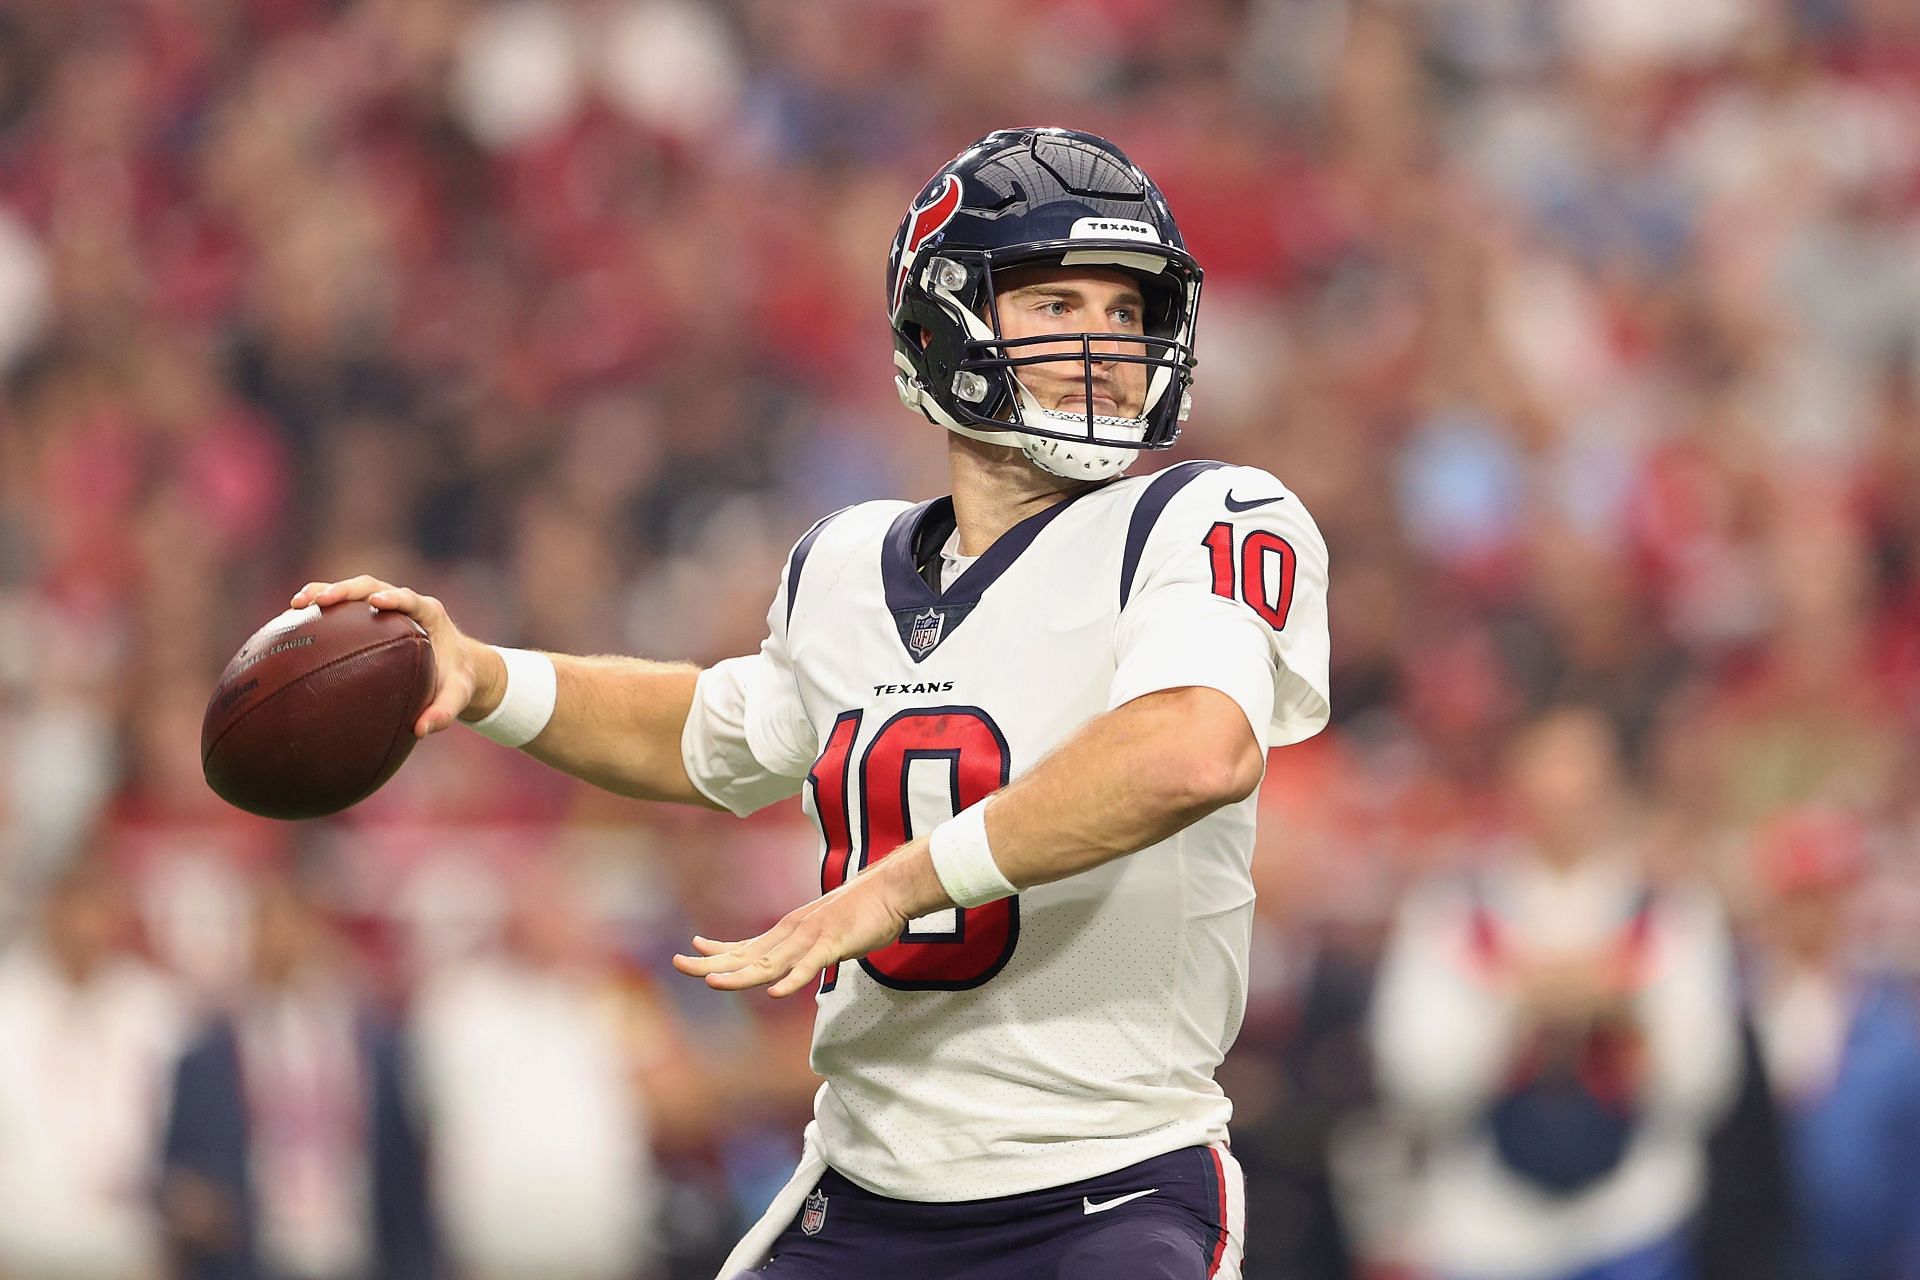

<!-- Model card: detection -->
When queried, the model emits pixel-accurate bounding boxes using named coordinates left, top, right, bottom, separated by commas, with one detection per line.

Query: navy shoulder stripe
left=785, top=505, right=854, bottom=628
left=1119, top=460, right=1228, bottom=608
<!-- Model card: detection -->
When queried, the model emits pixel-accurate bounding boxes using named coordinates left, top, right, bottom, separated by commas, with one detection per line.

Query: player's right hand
left=289, top=576, right=502, bottom=737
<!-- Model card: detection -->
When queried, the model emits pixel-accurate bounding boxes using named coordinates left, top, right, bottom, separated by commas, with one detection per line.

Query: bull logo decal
left=892, top=174, right=964, bottom=317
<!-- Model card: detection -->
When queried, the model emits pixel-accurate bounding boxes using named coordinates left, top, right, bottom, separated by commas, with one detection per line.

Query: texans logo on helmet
left=892, top=174, right=964, bottom=317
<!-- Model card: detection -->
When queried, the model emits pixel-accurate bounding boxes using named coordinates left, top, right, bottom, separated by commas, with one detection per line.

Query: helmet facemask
left=897, top=243, right=1200, bottom=480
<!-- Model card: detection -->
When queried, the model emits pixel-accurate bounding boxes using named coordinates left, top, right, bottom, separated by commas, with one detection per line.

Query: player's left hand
left=673, top=845, right=948, bottom=997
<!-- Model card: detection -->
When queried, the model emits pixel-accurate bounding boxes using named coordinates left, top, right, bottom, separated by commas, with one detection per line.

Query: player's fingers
left=767, top=971, right=819, bottom=999
left=370, top=588, right=461, bottom=652
left=347, top=588, right=462, bottom=737
left=684, top=929, right=809, bottom=987
left=365, top=586, right=405, bottom=610
left=320, top=574, right=393, bottom=602
left=701, top=969, right=765, bottom=991
left=703, top=955, right=795, bottom=991
left=679, top=948, right=772, bottom=985
left=671, top=937, right=771, bottom=977
left=767, top=950, right=832, bottom=998
left=289, top=582, right=330, bottom=607
left=672, top=913, right=807, bottom=975
left=767, top=929, right=850, bottom=998
left=303, top=575, right=396, bottom=607
left=415, top=670, right=475, bottom=738
left=724, top=925, right=830, bottom=992
left=360, top=587, right=435, bottom=621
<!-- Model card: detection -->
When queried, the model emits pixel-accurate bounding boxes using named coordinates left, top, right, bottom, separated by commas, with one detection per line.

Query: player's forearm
left=875, top=686, right=1265, bottom=919
left=463, top=645, right=717, bottom=806
left=995, top=702, right=1257, bottom=885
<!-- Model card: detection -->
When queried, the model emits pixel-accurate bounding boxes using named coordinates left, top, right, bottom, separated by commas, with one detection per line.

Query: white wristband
left=929, top=800, right=1017, bottom=909
left=465, top=647, right=557, bottom=748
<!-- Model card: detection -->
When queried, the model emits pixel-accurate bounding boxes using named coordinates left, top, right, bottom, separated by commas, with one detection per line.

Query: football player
left=293, top=127, right=1330, bottom=1279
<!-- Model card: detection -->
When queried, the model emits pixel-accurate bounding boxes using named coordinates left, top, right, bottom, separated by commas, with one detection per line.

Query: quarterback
left=293, top=128, right=1330, bottom=1279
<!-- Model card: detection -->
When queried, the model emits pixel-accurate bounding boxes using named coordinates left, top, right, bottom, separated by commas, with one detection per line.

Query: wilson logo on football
left=892, top=174, right=964, bottom=317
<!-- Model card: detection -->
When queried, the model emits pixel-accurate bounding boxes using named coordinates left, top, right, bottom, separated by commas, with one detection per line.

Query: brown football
left=201, top=602, right=435, bottom=820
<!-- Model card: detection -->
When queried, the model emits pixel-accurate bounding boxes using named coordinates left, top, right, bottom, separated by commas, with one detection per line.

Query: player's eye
left=1111, top=307, right=1137, bottom=327
left=1040, top=300, right=1070, bottom=318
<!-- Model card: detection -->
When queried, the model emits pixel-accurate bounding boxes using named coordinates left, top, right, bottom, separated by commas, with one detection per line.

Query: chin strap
left=1009, top=388, right=1145, bottom=481
left=896, top=357, right=1144, bottom=481
left=1021, top=432, right=1137, bottom=480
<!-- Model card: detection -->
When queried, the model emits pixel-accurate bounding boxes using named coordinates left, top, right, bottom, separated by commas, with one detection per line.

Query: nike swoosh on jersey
left=1223, top=491, right=1287, bottom=512
left=1083, top=1188, right=1159, bottom=1214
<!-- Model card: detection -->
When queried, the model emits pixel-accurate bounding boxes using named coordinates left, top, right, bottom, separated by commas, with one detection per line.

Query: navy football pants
left=735, top=1144, right=1244, bottom=1280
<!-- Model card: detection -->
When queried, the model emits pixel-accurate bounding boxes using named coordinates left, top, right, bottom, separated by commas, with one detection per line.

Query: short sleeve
left=1109, top=466, right=1331, bottom=749
left=679, top=554, right=820, bottom=817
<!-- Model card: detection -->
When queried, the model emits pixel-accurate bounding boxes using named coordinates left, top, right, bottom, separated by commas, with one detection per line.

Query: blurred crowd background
left=3, top=0, right=1920, bottom=1278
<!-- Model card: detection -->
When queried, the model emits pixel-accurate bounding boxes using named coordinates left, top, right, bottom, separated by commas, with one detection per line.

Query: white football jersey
left=681, top=460, right=1330, bottom=1201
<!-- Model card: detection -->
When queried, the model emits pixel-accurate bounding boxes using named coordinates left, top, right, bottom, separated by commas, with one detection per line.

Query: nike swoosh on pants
left=1082, top=1188, right=1159, bottom=1214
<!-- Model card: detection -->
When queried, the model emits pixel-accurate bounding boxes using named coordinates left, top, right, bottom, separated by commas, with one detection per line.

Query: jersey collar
left=879, top=490, right=1090, bottom=662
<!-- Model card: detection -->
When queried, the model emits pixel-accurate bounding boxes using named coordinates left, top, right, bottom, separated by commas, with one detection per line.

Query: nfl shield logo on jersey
left=908, top=607, right=946, bottom=657
left=800, top=1189, right=829, bottom=1236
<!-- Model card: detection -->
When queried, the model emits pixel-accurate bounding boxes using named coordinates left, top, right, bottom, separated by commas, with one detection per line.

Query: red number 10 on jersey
left=807, top=707, right=1019, bottom=993
left=1203, top=521, right=1296, bottom=630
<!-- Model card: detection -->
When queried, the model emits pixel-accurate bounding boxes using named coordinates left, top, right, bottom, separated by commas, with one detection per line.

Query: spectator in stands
left=409, top=864, right=661, bottom=1280
left=1752, top=810, right=1920, bottom=1280
left=0, top=858, right=186, bottom=1280
left=1370, top=706, right=1740, bottom=1280
left=160, top=866, right=433, bottom=1280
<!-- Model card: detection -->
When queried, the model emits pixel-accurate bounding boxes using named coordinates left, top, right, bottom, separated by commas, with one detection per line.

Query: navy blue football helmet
left=887, top=127, right=1202, bottom=480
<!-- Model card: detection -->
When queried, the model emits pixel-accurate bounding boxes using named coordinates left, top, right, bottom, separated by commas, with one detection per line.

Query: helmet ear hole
left=1143, top=277, right=1182, bottom=339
